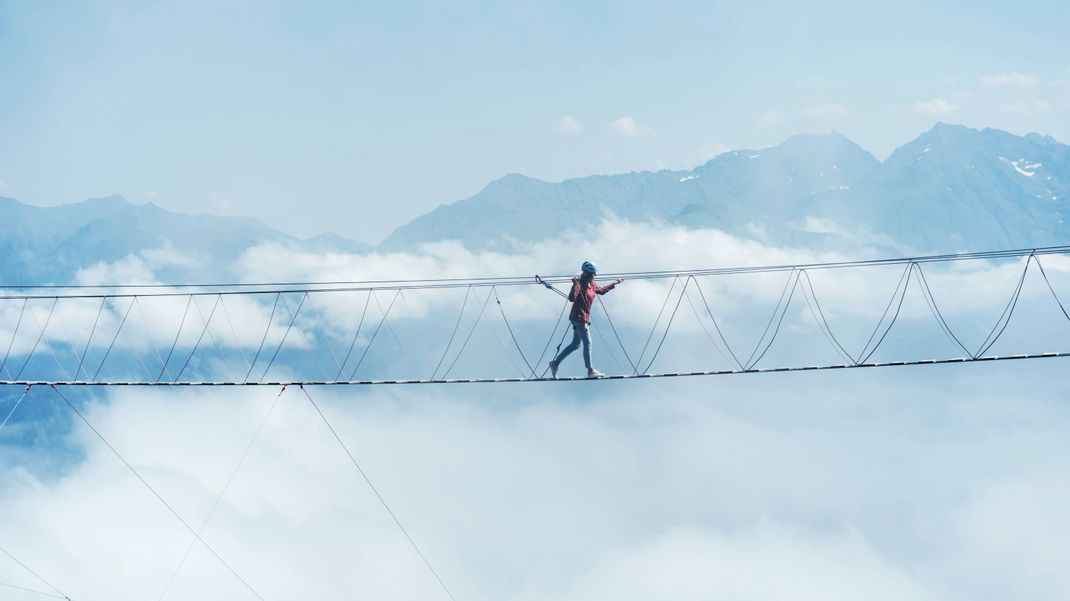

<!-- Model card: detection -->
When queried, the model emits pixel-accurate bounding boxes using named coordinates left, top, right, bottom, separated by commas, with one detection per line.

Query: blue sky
left=1, top=0, right=1067, bottom=242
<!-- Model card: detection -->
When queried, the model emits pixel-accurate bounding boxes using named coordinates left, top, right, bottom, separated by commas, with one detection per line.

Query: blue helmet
left=581, top=261, right=598, bottom=274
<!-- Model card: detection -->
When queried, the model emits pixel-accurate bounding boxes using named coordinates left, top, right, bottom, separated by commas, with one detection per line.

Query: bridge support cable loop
left=156, top=385, right=289, bottom=601
left=219, top=295, right=253, bottom=372
left=640, top=275, right=691, bottom=375
left=854, top=262, right=913, bottom=365
left=1033, top=254, right=1070, bottom=322
left=974, top=254, right=1032, bottom=357
left=371, top=290, right=425, bottom=379
left=0, top=384, right=33, bottom=434
left=280, top=293, right=332, bottom=381
left=0, top=298, right=29, bottom=379
left=174, top=295, right=222, bottom=382
left=121, top=322, right=157, bottom=381
left=243, top=293, right=281, bottom=383
left=494, top=289, right=537, bottom=378
left=336, top=291, right=373, bottom=381
left=440, top=287, right=495, bottom=380
left=349, top=290, right=402, bottom=381
left=48, top=385, right=265, bottom=601
left=596, top=295, right=638, bottom=374
left=431, top=286, right=472, bottom=381
left=135, top=296, right=173, bottom=380
left=682, top=283, right=742, bottom=371
left=258, top=292, right=311, bottom=383
left=92, top=297, right=137, bottom=382
left=190, top=294, right=241, bottom=381
left=54, top=300, right=88, bottom=379
left=298, top=385, right=459, bottom=601
left=398, top=290, right=437, bottom=379
left=635, top=276, right=680, bottom=374
left=745, top=270, right=803, bottom=371
left=157, top=295, right=194, bottom=383
left=797, top=270, right=856, bottom=366
left=0, top=544, right=71, bottom=601
left=73, top=297, right=108, bottom=381
left=301, top=293, right=345, bottom=375
left=912, top=264, right=976, bottom=359
left=484, top=311, right=531, bottom=378
left=16, top=298, right=60, bottom=381
left=686, top=277, right=744, bottom=371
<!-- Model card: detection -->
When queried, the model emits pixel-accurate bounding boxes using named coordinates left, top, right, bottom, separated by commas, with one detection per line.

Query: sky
left=1, top=0, right=1068, bottom=243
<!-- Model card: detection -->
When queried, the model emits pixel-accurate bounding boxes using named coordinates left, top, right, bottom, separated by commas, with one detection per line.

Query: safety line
left=2, top=351, right=1066, bottom=386
left=48, top=385, right=265, bottom=600
left=2, top=244, right=1069, bottom=296
left=0, top=545, right=70, bottom=600
left=0, top=384, right=32, bottom=433
left=298, top=385, right=458, bottom=601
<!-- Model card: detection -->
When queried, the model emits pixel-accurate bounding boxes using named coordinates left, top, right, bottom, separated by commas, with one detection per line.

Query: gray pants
left=554, top=320, right=592, bottom=369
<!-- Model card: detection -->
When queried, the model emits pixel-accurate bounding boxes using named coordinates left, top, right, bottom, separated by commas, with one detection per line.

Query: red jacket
left=568, top=277, right=617, bottom=323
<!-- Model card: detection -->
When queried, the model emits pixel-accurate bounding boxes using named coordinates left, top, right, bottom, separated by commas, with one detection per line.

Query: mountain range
left=1, top=123, right=1066, bottom=284
left=381, top=123, right=1069, bottom=254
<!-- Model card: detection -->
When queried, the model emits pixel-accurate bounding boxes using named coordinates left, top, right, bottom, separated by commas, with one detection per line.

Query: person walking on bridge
left=549, top=261, right=623, bottom=379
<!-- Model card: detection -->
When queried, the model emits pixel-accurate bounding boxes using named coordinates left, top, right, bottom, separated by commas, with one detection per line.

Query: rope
left=258, top=292, right=308, bottom=383
left=219, top=295, right=253, bottom=371
left=974, top=255, right=1031, bottom=357
left=348, top=290, right=400, bottom=381
left=635, top=276, right=679, bottom=373
left=157, top=385, right=288, bottom=601
left=16, top=299, right=59, bottom=380
left=156, top=295, right=194, bottom=383
left=532, top=298, right=570, bottom=378
left=73, top=297, right=108, bottom=380
left=855, top=262, right=913, bottom=364
left=243, top=293, right=281, bottom=383
left=335, top=291, right=372, bottom=381
left=191, top=294, right=241, bottom=381
left=440, top=287, right=495, bottom=379
left=0, top=579, right=68, bottom=599
left=0, top=384, right=32, bottom=434
left=797, top=270, right=855, bottom=365
left=0, top=545, right=70, bottom=600
left=0, top=298, right=29, bottom=379
left=641, top=276, right=690, bottom=374
left=298, top=385, right=458, bottom=601
left=685, top=277, right=745, bottom=370
left=135, top=296, right=172, bottom=380
left=682, top=284, right=743, bottom=370
left=174, top=295, right=222, bottom=382
left=371, top=291, right=424, bottom=378
left=494, top=289, right=536, bottom=378
left=92, top=297, right=136, bottom=382
left=431, top=286, right=472, bottom=380
left=5, top=244, right=1070, bottom=298
left=746, top=270, right=802, bottom=370
left=276, top=293, right=332, bottom=381
left=49, top=385, right=264, bottom=600
left=1034, top=254, right=1070, bottom=322
left=913, top=264, right=975, bottom=358
left=595, top=295, right=638, bottom=373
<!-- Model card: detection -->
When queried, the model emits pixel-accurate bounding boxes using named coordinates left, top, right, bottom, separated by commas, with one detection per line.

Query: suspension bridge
left=3, top=244, right=1070, bottom=600
left=0, top=245, right=1069, bottom=386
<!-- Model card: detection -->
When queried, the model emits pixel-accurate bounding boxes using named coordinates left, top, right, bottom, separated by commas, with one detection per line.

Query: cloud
left=0, top=177, right=9, bottom=193
left=608, top=117, right=653, bottom=137
left=801, top=102, right=851, bottom=118
left=755, top=108, right=785, bottom=128
left=553, top=116, right=584, bottom=135
left=981, top=72, right=1040, bottom=88
left=2, top=360, right=1070, bottom=599
left=910, top=98, right=960, bottom=114
left=693, top=143, right=732, bottom=164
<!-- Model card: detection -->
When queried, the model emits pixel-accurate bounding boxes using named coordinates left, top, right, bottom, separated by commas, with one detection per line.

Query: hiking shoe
left=549, top=361, right=559, bottom=379
left=587, top=368, right=605, bottom=379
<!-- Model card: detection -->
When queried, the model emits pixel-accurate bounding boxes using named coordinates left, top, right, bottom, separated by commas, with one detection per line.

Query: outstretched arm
left=596, top=278, right=624, bottom=295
